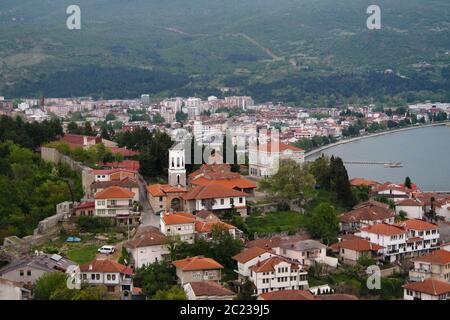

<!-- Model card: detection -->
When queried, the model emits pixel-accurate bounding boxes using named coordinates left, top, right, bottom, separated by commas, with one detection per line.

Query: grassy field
left=246, top=211, right=308, bottom=236
left=66, top=244, right=99, bottom=264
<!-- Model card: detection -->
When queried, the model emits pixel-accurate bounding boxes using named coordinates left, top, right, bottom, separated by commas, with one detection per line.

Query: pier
left=343, top=161, right=403, bottom=168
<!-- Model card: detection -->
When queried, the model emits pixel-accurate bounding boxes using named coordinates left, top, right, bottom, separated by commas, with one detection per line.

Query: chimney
left=83, top=136, right=88, bottom=146
left=89, top=265, right=93, bottom=271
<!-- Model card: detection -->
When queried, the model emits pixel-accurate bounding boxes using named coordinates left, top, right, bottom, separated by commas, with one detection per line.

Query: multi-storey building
left=356, top=219, right=440, bottom=262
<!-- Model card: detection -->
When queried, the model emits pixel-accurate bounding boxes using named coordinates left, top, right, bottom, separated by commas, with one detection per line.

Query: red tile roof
left=183, top=184, right=248, bottom=200
left=124, top=226, right=167, bottom=248
left=80, top=259, right=132, bottom=275
left=340, top=202, right=394, bottom=223
left=187, top=281, right=235, bottom=297
left=161, top=212, right=196, bottom=225
left=332, top=238, right=384, bottom=252
left=195, top=220, right=236, bottom=233
left=192, top=177, right=256, bottom=190
left=173, top=256, right=224, bottom=271
left=147, top=184, right=187, bottom=197
left=397, top=198, right=425, bottom=207
left=75, top=201, right=95, bottom=210
left=250, top=256, right=300, bottom=273
left=250, top=143, right=304, bottom=153
left=398, top=219, right=438, bottom=231
left=360, top=223, right=406, bottom=236
left=412, top=249, right=450, bottom=265
left=403, top=278, right=450, bottom=296
left=94, top=186, right=135, bottom=199
left=232, top=247, right=272, bottom=264
left=350, top=178, right=380, bottom=187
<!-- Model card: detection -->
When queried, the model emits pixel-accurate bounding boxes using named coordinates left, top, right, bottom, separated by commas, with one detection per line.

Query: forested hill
left=0, top=0, right=449, bottom=105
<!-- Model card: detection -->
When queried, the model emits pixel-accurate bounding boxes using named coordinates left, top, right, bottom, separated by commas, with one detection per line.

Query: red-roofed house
left=356, top=219, right=440, bottom=262
left=409, top=249, right=450, bottom=282
left=173, top=256, right=224, bottom=285
left=79, top=259, right=133, bottom=295
left=249, top=142, right=305, bottom=177
left=331, top=238, right=384, bottom=266
left=147, top=184, right=187, bottom=213
left=60, top=133, right=101, bottom=149
left=160, top=212, right=196, bottom=243
left=403, top=278, right=450, bottom=300
left=94, top=186, right=140, bottom=226
left=396, top=198, right=425, bottom=220
left=183, top=184, right=249, bottom=216
left=249, top=256, right=308, bottom=295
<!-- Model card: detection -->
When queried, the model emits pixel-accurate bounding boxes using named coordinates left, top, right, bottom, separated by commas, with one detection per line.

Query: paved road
left=137, top=175, right=160, bottom=229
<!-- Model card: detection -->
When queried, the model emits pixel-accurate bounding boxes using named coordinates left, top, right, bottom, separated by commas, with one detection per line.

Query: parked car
left=66, top=236, right=81, bottom=243
left=98, top=245, right=115, bottom=254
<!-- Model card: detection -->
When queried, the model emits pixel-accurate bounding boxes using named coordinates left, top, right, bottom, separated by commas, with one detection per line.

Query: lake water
left=307, top=125, right=450, bottom=191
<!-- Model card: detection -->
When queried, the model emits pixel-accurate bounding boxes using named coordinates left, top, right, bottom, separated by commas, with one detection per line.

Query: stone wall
left=40, top=147, right=94, bottom=195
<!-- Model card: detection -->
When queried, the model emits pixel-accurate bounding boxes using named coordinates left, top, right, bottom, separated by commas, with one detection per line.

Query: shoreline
left=305, top=122, right=449, bottom=159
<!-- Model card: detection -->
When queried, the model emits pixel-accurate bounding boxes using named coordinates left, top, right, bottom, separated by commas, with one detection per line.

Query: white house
left=395, top=198, right=425, bottom=219
left=0, top=278, right=31, bottom=300
left=356, top=219, right=440, bottom=262
left=94, top=186, right=140, bottom=226
left=403, top=278, right=450, bottom=300
left=183, top=184, right=248, bottom=216
left=409, top=249, right=450, bottom=282
left=232, top=247, right=276, bottom=280
left=249, top=256, right=308, bottom=295
left=79, top=259, right=133, bottom=295
left=123, top=226, right=169, bottom=268
left=160, top=212, right=196, bottom=244
left=249, top=143, right=305, bottom=177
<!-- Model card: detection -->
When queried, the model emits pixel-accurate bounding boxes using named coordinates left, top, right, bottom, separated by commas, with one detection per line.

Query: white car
left=98, top=245, right=115, bottom=255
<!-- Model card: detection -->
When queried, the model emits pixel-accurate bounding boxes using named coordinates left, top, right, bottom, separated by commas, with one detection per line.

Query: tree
left=309, top=155, right=331, bottom=189
left=67, top=121, right=80, bottom=134
left=258, top=159, right=316, bottom=204
left=151, top=286, right=187, bottom=300
left=396, top=210, right=408, bottom=222
left=236, top=278, right=256, bottom=300
left=34, top=272, right=68, bottom=300
left=329, top=157, right=356, bottom=208
left=307, top=203, right=339, bottom=244
left=404, top=176, right=412, bottom=189
left=133, top=261, right=177, bottom=298
left=175, top=111, right=188, bottom=123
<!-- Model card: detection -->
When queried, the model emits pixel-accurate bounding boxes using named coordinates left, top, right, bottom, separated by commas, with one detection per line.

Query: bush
left=78, top=216, right=112, bottom=233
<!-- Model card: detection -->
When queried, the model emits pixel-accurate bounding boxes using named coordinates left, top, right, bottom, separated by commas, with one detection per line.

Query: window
left=97, top=200, right=105, bottom=206
left=159, top=197, right=163, bottom=202
left=220, top=199, right=225, bottom=205
left=91, top=274, right=95, bottom=280
left=230, top=198, right=234, bottom=205
left=96, top=274, right=100, bottom=280
left=239, top=197, right=243, bottom=203
left=112, top=275, right=116, bottom=281
left=19, top=270, right=24, bottom=276
left=27, top=270, right=31, bottom=276
left=107, top=274, right=111, bottom=281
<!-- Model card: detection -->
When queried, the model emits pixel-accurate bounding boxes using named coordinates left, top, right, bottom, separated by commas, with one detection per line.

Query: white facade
left=160, top=219, right=195, bottom=244
left=194, top=196, right=246, bottom=212
left=249, top=145, right=305, bottom=177
left=95, top=198, right=132, bottom=217
left=128, top=244, right=169, bottom=268
left=250, top=260, right=308, bottom=295
left=168, top=143, right=186, bottom=187
left=235, top=252, right=276, bottom=279
left=396, top=205, right=424, bottom=220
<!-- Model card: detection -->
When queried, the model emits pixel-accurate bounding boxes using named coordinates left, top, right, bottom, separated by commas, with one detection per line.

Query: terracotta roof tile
left=397, top=219, right=438, bottom=231
left=232, top=247, right=272, bottom=264
left=187, top=281, right=235, bottom=297
left=360, top=223, right=406, bottom=236
left=80, top=259, right=132, bottom=274
left=173, top=256, right=223, bottom=271
left=183, top=184, right=248, bottom=200
left=162, top=212, right=196, bottom=225
left=412, top=249, right=450, bottom=265
left=403, top=278, right=450, bottom=296
left=94, top=186, right=135, bottom=199
left=332, top=238, right=384, bottom=252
